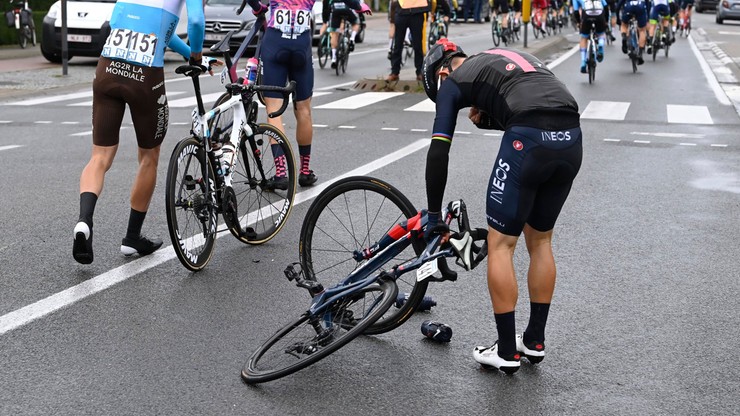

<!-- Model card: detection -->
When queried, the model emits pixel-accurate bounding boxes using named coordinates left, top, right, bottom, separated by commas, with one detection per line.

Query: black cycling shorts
left=330, top=8, right=358, bottom=29
left=92, top=57, right=167, bottom=149
left=580, top=13, right=607, bottom=36
left=494, top=0, right=511, bottom=13
left=486, top=125, right=583, bottom=236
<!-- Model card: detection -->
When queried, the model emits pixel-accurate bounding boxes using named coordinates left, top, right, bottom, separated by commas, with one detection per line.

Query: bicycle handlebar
left=237, top=0, right=248, bottom=15
left=226, top=80, right=296, bottom=119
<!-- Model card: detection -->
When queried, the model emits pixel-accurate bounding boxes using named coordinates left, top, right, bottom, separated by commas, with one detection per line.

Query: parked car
left=40, top=0, right=189, bottom=63
left=695, top=0, right=719, bottom=12
left=716, top=0, right=740, bottom=23
left=203, top=0, right=266, bottom=55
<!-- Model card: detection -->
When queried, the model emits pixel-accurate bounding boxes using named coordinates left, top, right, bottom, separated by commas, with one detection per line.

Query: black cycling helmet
left=422, top=38, right=466, bottom=103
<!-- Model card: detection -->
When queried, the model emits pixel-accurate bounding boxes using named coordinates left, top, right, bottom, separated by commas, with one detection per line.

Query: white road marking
left=0, top=145, right=23, bottom=152
left=313, top=124, right=328, bottom=128
left=0, top=139, right=430, bottom=336
left=547, top=45, right=579, bottom=69
left=0, top=121, right=10, bottom=124
left=688, top=35, right=732, bottom=106
left=404, top=99, right=435, bottom=112
left=581, top=101, right=631, bottom=120
left=634, top=140, right=651, bottom=144
left=314, top=92, right=404, bottom=110
left=604, top=139, right=621, bottom=142
left=34, top=121, right=53, bottom=124
left=410, top=128, right=427, bottom=132
left=667, top=105, right=713, bottom=124
left=711, top=144, right=729, bottom=147
left=679, top=143, right=697, bottom=146
left=382, top=127, right=399, bottom=131
left=631, top=132, right=705, bottom=138
left=718, top=31, right=740, bottom=35
left=338, top=125, right=356, bottom=129
left=62, top=121, right=80, bottom=125
left=484, top=133, right=502, bottom=137
left=6, top=91, right=93, bottom=106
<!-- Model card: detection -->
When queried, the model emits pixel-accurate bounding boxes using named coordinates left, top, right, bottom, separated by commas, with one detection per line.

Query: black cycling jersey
left=432, top=48, right=580, bottom=142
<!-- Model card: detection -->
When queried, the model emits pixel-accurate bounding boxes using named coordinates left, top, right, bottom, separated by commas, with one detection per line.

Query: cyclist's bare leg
left=293, top=98, right=313, bottom=147
left=523, top=224, right=555, bottom=304
left=79, top=144, right=118, bottom=196
left=130, top=146, right=161, bottom=212
left=485, top=226, right=519, bottom=314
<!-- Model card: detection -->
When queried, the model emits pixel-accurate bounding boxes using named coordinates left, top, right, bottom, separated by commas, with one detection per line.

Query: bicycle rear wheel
left=318, top=34, right=329, bottom=69
left=299, top=176, right=428, bottom=335
left=491, top=21, right=501, bottom=46
left=18, top=28, right=28, bottom=49
left=242, top=279, right=398, bottom=384
left=165, top=136, right=217, bottom=271
left=587, top=44, right=596, bottom=84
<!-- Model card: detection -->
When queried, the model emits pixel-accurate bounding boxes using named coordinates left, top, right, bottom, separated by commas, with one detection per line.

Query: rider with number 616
left=421, top=39, right=583, bottom=374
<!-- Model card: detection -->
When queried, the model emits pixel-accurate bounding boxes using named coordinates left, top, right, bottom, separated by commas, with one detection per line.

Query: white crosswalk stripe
left=667, top=105, right=713, bottom=125
left=314, top=92, right=403, bottom=110
left=581, top=101, right=631, bottom=120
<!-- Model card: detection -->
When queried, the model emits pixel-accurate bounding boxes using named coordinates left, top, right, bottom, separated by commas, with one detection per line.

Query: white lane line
left=382, top=127, right=399, bottom=131
left=68, top=91, right=187, bottom=107
left=631, top=132, right=705, bottom=139
left=455, top=131, right=471, bottom=135
left=313, top=124, right=328, bottom=128
left=69, top=127, right=130, bottom=137
left=34, top=121, right=53, bottom=124
left=62, top=121, right=80, bottom=125
left=484, top=133, right=502, bottom=137
left=0, top=139, right=430, bottom=336
left=6, top=91, right=93, bottom=106
left=688, top=35, right=732, bottom=106
left=711, top=144, right=728, bottom=147
left=581, top=101, right=630, bottom=120
left=667, top=105, right=713, bottom=124
left=0, top=121, right=10, bottom=124
left=0, top=145, right=23, bottom=152
left=718, top=31, right=740, bottom=35
left=338, top=125, right=356, bottom=129
left=405, top=99, right=435, bottom=112
left=679, top=143, right=698, bottom=146
left=634, top=140, right=651, bottom=144
left=314, top=92, right=404, bottom=110
left=547, top=45, right=579, bottom=69
left=410, top=128, right=427, bottom=132
left=604, top=139, right=621, bottom=142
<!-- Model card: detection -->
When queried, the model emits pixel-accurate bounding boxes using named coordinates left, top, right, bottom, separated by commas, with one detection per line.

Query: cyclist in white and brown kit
left=72, top=0, right=219, bottom=264
left=422, top=39, right=583, bottom=374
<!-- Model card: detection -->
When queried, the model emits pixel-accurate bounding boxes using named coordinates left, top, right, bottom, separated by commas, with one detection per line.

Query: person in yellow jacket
left=387, top=0, right=430, bottom=81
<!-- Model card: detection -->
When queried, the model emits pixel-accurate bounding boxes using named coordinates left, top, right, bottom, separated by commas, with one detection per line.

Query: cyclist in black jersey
left=422, top=39, right=583, bottom=373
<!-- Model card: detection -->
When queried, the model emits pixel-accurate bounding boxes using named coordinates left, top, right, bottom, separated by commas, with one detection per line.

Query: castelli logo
left=506, top=63, right=515, bottom=71
left=513, top=140, right=523, bottom=151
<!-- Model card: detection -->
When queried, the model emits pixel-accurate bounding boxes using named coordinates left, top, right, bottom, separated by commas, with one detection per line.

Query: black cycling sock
left=524, top=302, right=550, bottom=343
left=494, top=311, right=517, bottom=357
left=126, top=208, right=147, bottom=239
left=78, top=192, right=98, bottom=227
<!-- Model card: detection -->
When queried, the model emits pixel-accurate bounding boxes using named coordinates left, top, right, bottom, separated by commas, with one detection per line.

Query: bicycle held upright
left=5, top=0, right=35, bottom=48
left=165, top=9, right=298, bottom=272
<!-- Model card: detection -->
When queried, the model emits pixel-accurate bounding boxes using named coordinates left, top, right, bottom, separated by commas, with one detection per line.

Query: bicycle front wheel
left=491, top=21, right=501, bottom=46
left=299, top=176, right=428, bottom=335
left=242, top=279, right=398, bottom=384
left=318, top=34, right=329, bottom=68
left=165, top=136, right=217, bottom=271
left=232, top=123, right=297, bottom=244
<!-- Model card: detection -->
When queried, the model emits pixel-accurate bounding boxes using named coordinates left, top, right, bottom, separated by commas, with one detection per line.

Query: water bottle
left=421, top=320, right=452, bottom=342
left=213, top=148, right=224, bottom=177
left=221, top=143, right=235, bottom=175
left=395, top=293, right=436, bottom=311
left=244, top=57, right=259, bottom=86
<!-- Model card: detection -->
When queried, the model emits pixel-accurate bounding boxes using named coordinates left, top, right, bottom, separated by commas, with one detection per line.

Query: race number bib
left=273, top=8, right=312, bottom=37
left=583, top=0, right=604, bottom=15
left=102, top=28, right=157, bottom=67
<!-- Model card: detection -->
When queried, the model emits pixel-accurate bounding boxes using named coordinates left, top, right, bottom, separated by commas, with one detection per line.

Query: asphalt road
left=0, top=12, right=739, bottom=416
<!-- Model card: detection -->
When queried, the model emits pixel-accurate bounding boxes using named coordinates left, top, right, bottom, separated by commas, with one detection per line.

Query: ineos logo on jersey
left=541, top=131, right=572, bottom=141
left=489, top=158, right=511, bottom=205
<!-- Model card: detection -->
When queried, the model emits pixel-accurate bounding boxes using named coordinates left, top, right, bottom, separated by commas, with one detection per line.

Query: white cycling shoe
left=473, top=342, right=520, bottom=374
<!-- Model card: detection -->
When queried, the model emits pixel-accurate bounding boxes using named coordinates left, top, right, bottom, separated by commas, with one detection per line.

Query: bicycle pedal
left=284, top=262, right=304, bottom=281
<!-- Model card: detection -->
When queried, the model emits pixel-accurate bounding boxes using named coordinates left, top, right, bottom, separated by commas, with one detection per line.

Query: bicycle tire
left=533, top=22, right=541, bottom=38
left=335, top=42, right=343, bottom=76
left=318, top=33, right=329, bottom=69
left=209, top=94, right=297, bottom=244
left=18, top=28, right=28, bottom=49
left=242, top=279, right=398, bottom=384
left=299, top=176, right=428, bottom=335
left=165, top=136, right=217, bottom=271
left=341, top=39, right=348, bottom=74
left=491, top=20, right=501, bottom=46
left=652, top=34, right=659, bottom=61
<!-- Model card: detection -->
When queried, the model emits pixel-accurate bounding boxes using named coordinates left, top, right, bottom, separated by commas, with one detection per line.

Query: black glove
left=424, top=211, right=450, bottom=243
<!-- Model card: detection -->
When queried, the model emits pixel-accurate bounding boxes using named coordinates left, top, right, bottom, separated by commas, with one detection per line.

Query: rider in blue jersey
left=73, top=0, right=206, bottom=264
left=617, top=0, right=648, bottom=64
left=573, top=0, right=608, bottom=74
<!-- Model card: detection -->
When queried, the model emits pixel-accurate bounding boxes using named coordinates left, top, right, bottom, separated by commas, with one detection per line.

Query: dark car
left=695, top=0, right=719, bottom=12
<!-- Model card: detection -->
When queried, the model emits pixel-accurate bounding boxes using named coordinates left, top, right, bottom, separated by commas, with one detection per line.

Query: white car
left=41, top=0, right=188, bottom=63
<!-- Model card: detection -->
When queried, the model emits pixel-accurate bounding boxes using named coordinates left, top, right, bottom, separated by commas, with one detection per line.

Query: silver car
left=716, top=0, right=740, bottom=23
left=203, top=0, right=261, bottom=53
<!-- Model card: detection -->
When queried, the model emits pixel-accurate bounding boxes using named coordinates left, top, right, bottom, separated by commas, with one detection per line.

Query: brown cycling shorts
left=92, top=57, right=168, bottom=149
